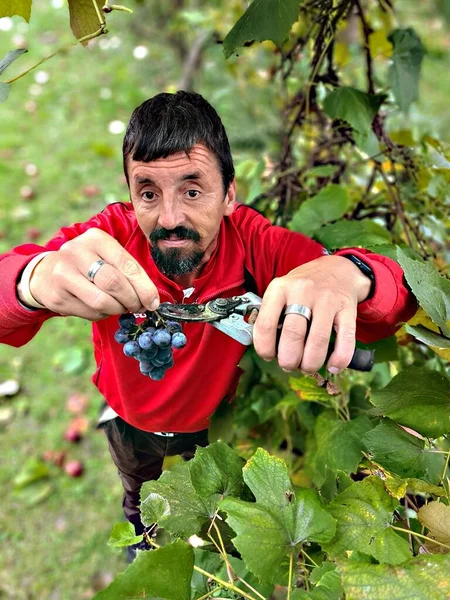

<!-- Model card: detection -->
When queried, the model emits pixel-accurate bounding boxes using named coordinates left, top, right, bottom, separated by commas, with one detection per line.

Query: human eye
left=186, top=189, right=200, bottom=199
left=142, top=190, right=156, bottom=202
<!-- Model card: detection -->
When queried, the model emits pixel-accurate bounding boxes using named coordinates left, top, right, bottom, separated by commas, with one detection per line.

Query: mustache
left=149, top=226, right=201, bottom=243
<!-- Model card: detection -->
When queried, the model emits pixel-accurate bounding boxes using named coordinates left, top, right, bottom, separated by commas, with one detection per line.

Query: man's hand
left=253, top=255, right=372, bottom=374
left=19, top=228, right=160, bottom=321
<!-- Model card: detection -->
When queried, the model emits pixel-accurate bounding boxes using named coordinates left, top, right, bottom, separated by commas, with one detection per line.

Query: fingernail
left=263, top=358, right=272, bottom=362
left=149, top=299, right=160, bottom=311
left=328, top=366, right=340, bottom=374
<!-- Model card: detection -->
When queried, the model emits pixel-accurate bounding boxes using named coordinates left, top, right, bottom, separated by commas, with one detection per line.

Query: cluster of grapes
left=114, top=312, right=187, bottom=380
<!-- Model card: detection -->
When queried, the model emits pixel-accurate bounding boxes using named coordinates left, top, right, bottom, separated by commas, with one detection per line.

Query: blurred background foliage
left=0, top=0, right=449, bottom=598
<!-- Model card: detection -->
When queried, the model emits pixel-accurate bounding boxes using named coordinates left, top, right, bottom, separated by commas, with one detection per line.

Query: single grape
left=165, top=320, right=182, bottom=334
left=140, top=345, right=158, bottom=360
left=164, top=356, right=174, bottom=368
left=171, top=332, right=187, bottom=349
left=114, top=328, right=130, bottom=344
left=156, top=347, right=172, bottom=360
left=152, top=329, right=172, bottom=348
left=139, top=361, right=152, bottom=375
left=118, top=313, right=136, bottom=330
left=123, top=340, right=141, bottom=358
left=149, top=367, right=165, bottom=381
left=144, top=326, right=156, bottom=335
left=138, top=332, right=154, bottom=350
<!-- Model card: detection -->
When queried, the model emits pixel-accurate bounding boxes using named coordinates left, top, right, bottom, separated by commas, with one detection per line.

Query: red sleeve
left=0, top=202, right=135, bottom=347
left=232, top=205, right=417, bottom=343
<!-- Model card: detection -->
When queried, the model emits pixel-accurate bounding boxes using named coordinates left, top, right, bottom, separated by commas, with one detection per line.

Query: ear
left=223, top=179, right=236, bottom=216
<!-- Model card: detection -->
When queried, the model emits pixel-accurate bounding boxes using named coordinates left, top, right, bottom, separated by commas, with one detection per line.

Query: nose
left=157, top=195, right=183, bottom=231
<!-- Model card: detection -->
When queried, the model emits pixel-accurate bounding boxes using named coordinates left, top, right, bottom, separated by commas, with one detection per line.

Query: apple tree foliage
left=2, top=0, right=450, bottom=598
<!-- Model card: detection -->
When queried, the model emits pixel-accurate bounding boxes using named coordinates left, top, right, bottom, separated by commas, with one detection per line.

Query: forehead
left=128, top=144, right=220, bottom=181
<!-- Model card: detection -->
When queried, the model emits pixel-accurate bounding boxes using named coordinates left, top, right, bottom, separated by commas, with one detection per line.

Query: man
left=0, top=91, right=417, bottom=557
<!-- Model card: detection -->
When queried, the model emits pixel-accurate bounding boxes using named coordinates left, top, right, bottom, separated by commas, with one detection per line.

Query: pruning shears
left=157, top=292, right=374, bottom=372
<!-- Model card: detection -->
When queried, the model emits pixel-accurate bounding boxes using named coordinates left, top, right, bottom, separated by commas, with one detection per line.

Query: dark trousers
left=101, top=416, right=209, bottom=535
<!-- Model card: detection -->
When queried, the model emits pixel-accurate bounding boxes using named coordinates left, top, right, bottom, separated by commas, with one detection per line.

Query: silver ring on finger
left=284, top=304, right=312, bottom=322
left=87, top=259, right=106, bottom=283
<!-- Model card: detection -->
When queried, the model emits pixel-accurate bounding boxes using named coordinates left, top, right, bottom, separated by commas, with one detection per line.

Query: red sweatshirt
left=0, top=203, right=417, bottom=432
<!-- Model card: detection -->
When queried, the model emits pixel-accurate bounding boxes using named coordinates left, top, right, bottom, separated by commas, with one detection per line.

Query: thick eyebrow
left=134, top=171, right=203, bottom=186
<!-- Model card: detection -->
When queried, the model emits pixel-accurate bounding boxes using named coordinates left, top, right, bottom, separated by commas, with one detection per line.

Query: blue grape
left=149, top=367, right=165, bottom=381
left=171, top=332, right=187, bottom=349
left=114, top=328, right=130, bottom=344
left=139, top=361, right=152, bottom=375
left=152, top=329, right=171, bottom=348
left=140, top=345, right=158, bottom=360
left=138, top=332, right=154, bottom=350
left=123, top=340, right=141, bottom=358
left=118, top=313, right=136, bottom=330
left=166, top=320, right=182, bottom=334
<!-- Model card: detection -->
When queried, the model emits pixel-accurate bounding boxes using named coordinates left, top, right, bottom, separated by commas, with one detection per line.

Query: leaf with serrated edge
left=369, top=366, right=450, bottom=439
left=340, top=555, right=450, bottom=600
left=93, top=539, right=193, bottom=600
left=0, top=0, right=32, bottom=21
left=140, top=461, right=207, bottom=537
left=220, top=449, right=336, bottom=585
left=0, top=49, right=27, bottom=76
left=397, top=248, right=450, bottom=336
left=189, top=441, right=244, bottom=500
left=68, top=0, right=103, bottom=43
left=388, top=28, right=425, bottom=113
left=385, top=474, right=445, bottom=500
left=223, top=0, right=300, bottom=58
left=362, top=420, right=427, bottom=479
left=418, top=502, right=450, bottom=544
left=290, top=184, right=351, bottom=236
left=139, top=492, right=170, bottom=525
left=323, top=476, right=411, bottom=564
left=316, top=219, right=391, bottom=249
left=107, top=522, right=142, bottom=548
left=406, top=324, right=450, bottom=349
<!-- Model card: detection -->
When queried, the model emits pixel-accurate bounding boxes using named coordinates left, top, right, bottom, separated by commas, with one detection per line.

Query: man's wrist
left=342, top=254, right=375, bottom=302
left=16, top=252, right=54, bottom=310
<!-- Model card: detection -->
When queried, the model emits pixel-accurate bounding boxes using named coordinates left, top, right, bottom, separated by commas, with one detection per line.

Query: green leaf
left=94, top=539, right=194, bottom=600
left=140, top=492, right=170, bottom=525
left=0, top=83, right=10, bottom=103
left=68, top=0, right=104, bottom=42
left=369, top=366, right=450, bottom=439
left=306, top=165, right=339, bottom=178
left=323, top=476, right=411, bottom=564
left=310, top=562, right=344, bottom=599
left=397, top=248, right=450, bottom=336
left=220, top=448, right=336, bottom=585
left=323, top=87, right=386, bottom=155
left=223, top=0, right=301, bottom=58
left=13, top=458, right=50, bottom=489
left=316, top=219, right=391, bottom=249
left=290, top=185, right=351, bottom=236
left=406, top=324, right=450, bottom=349
left=217, top=555, right=275, bottom=598
left=388, top=28, right=426, bottom=113
left=191, top=549, right=223, bottom=598
left=339, top=555, right=450, bottom=599
left=310, top=412, right=373, bottom=487
left=190, top=441, right=244, bottom=500
left=289, top=375, right=331, bottom=403
left=107, top=522, right=143, bottom=548
left=52, top=347, right=88, bottom=375
left=384, top=473, right=446, bottom=499
left=357, top=336, right=399, bottom=363
left=0, top=49, right=27, bottom=76
left=0, top=0, right=32, bottom=21
left=140, top=461, right=207, bottom=537
left=362, top=420, right=427, bottom=479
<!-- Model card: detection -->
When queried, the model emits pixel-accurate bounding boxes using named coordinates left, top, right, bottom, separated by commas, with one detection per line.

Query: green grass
left=0, top=0, right=448, bottom=597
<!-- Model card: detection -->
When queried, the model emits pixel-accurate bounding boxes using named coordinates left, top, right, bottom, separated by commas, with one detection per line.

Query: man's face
left=127, top=144, right=235, bottom=278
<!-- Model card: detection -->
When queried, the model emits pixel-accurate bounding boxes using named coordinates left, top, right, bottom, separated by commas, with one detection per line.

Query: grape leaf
left=316, top=219, right=391, bottom=249
left=397, top=248, right=450, bottom=336
left=290, top=184, right=351, bottom=236
left=323, top=87, right=386, bottom=155
left=94, top=539, right=194, bottom=600
left=339, top=555, right=450, bottom=599
left=0, top=83, right=10, bottom=103
left=322, top=476, right=411, bottom=564
left=384, top=474, right=445, bottom=500
left=107, top=522, right=142, bottom=548
left=0, top=0, right=32, bottom=21
left=220, top=448, right=336, bottom=585
left=139, top=492, right=170, bottom=524
left=362, top=420, right=428, bottom=479
left=68, top=0, right=104, bottom=43
left=310, top=412, right=373, bottom=487
left=369, top=367, right=450, bottom=439
left=418, top=502, right=450, bottom=544
left=223, top=0, right=301, bottom=58
left=0, top=49, right=27, bottom=76
left=388, top=28, right=425, bottom=113
left=189, top=441, right=245, bottom=500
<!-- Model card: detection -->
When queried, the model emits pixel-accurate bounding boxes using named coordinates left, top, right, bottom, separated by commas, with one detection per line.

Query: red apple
left=20, top=185, right=35, bottom=201
left=64, top=427, right=82, bottom=443
left=64, top=460, right=84, bottom=477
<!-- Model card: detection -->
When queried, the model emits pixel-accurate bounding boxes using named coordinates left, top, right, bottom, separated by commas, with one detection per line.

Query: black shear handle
left=326, top=344, right=375, bottom=372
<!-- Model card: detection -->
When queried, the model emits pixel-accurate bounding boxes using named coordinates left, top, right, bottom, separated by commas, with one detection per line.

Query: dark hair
left=122, top=91, right=234, bottom=195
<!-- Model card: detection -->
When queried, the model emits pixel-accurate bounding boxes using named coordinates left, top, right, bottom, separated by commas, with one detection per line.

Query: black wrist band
left=342, top=254, right=375, bottom=300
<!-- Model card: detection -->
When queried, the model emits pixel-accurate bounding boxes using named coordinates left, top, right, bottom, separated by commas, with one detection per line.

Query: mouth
left=159, top=238, right=191, bottom=247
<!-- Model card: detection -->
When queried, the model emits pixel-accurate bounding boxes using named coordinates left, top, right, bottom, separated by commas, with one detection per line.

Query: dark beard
left=150, top=245, right=205, bottom=276
left=149, top=225, right=204, bottom=277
